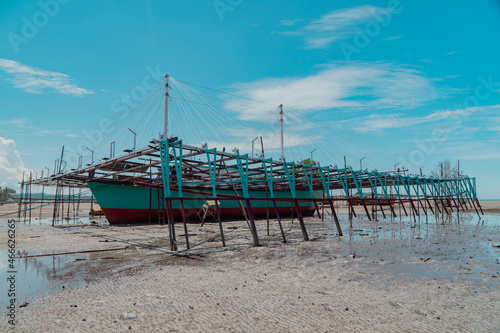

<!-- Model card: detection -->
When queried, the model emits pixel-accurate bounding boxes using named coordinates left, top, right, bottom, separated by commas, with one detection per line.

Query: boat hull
left=88, top=182, right=320, bottom=225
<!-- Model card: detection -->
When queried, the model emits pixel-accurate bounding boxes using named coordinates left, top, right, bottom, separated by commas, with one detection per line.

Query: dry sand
left=480, top=201, right=500, bottom=214
left=1, top=209, right=499, bottom=332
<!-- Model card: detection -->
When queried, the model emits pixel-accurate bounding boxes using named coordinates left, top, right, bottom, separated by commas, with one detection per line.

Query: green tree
left=302, top=158, right=317, bottom=166
left=302, top=158, right=320, bottom=177
left=0, top=187, right=16, bottom=202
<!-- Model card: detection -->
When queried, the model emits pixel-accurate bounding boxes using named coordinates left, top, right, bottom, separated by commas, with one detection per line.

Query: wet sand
left=1, top=210, right=499, bottom=332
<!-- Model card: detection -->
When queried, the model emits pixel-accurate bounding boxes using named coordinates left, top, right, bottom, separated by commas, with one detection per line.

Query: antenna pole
left=260, top=136, right=264, bottom=158
left=251, top=137, right=258, bottom=158
left=128, top=128, right=137, bottom=151
left=164, top=74, right=170, bottom=140
left=279, top=104, right=284, bottom=161
left=86, top=147, right=94, bottom=164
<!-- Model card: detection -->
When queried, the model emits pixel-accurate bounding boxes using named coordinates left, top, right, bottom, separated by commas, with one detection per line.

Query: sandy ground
left=1, top=209, right=499, bottom=332
left=331, top=200, right=498, bottom=216
left=1, top=199, right=496, bottom=222
left=480, top=201, right=500, bottom=214
left=0, top=202, right=99, bottom=219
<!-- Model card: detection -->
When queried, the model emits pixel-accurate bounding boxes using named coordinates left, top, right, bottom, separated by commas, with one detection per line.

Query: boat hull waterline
left=88, top=182, right=319, bottom=225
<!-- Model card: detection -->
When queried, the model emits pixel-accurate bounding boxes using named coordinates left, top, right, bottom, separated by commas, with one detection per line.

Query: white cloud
left=34, top=129, right=79, bottom=137
left=0, top=58, right=93, bottom=96
left=223, top=62, right=436, bottom=120
left=0, top=118, right=30, bottom=128
left=287, top=6, right=390, bottom=49
left=203, top=129, right=317, bottom=154
left=350, top=104, right=500, bottom=132
left=280, top=19, right=303, bottom=26
left=0, top=137, right=27, bottom=189
left=459, top=152, right=500, bottom=160
left=382, top=35, right=402, bottom=41
left=446, top=141, right=500, bottom=161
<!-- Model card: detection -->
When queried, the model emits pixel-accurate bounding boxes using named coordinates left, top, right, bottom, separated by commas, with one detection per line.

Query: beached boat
left=88, top=181, right=319, bottom=224
left=84, top=74, right=324, bottom=225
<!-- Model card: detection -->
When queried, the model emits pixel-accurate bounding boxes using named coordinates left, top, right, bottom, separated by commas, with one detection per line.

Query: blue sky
left=0, top=0, right=499, bottom=198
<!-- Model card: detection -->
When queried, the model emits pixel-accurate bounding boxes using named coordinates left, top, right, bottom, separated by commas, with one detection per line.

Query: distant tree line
left=0, top=187, right=16, bottom=202
left=430, top=160, right=466, bottom=178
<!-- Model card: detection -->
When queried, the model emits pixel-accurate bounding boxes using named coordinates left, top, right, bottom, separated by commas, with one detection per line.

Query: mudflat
left=0, top=211, right=499, bottom=332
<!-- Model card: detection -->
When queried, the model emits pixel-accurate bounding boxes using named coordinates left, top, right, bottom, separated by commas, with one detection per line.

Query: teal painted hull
left=88, top=182, right=321, bottom=224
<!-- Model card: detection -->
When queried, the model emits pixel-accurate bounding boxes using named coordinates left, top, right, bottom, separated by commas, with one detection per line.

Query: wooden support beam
left=214, top=200, right=226, bottom=247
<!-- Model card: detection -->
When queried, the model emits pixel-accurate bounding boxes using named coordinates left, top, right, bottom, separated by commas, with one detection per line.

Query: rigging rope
left=45, top=75, right=396, bottom=172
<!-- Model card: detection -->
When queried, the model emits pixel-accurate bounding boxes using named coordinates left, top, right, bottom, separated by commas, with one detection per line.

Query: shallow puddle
left=0, top=249, right=91, bottom=307
left=17, top=215, right=109, bottom=227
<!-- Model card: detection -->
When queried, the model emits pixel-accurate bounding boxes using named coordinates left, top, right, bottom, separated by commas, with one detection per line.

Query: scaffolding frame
left=26, top=138, right=483, bottom=249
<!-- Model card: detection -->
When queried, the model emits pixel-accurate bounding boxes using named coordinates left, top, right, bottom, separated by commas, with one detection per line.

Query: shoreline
left=1, top=199, right=499, bottom=221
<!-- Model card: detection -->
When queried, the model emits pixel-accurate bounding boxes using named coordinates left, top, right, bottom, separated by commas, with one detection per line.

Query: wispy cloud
left=223, top=62, right=436, bottom=120
left=35, top=129, right=79, bottom=137
left=349, top=104, right=500, bottom=132
left=205, top=132, right=316, bottom=154
left=381, top=35, right=402, bottom=42
left=0, top=58, right=93, bottom=96
left=441, top=140, right=500, bottom=161
left=0, top=118, right=30, bottom=128
left=286, top=6, right=389, bottom=49
left=459, top=152, right=500, bottom=160
left=280, top=19, right=303, bottom=27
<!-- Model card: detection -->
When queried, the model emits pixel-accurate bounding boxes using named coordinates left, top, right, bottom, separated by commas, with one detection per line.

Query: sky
left=0, top=0, right=499, bottom=199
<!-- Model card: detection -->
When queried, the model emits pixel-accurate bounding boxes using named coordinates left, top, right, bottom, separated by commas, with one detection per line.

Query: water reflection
left=0, top=250, right=92, bottom=307
left=326, top=211, right=500, bottom=239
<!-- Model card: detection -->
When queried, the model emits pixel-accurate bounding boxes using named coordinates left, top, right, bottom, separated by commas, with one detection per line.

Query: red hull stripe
left=102, top=206, right=315, bottom=225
